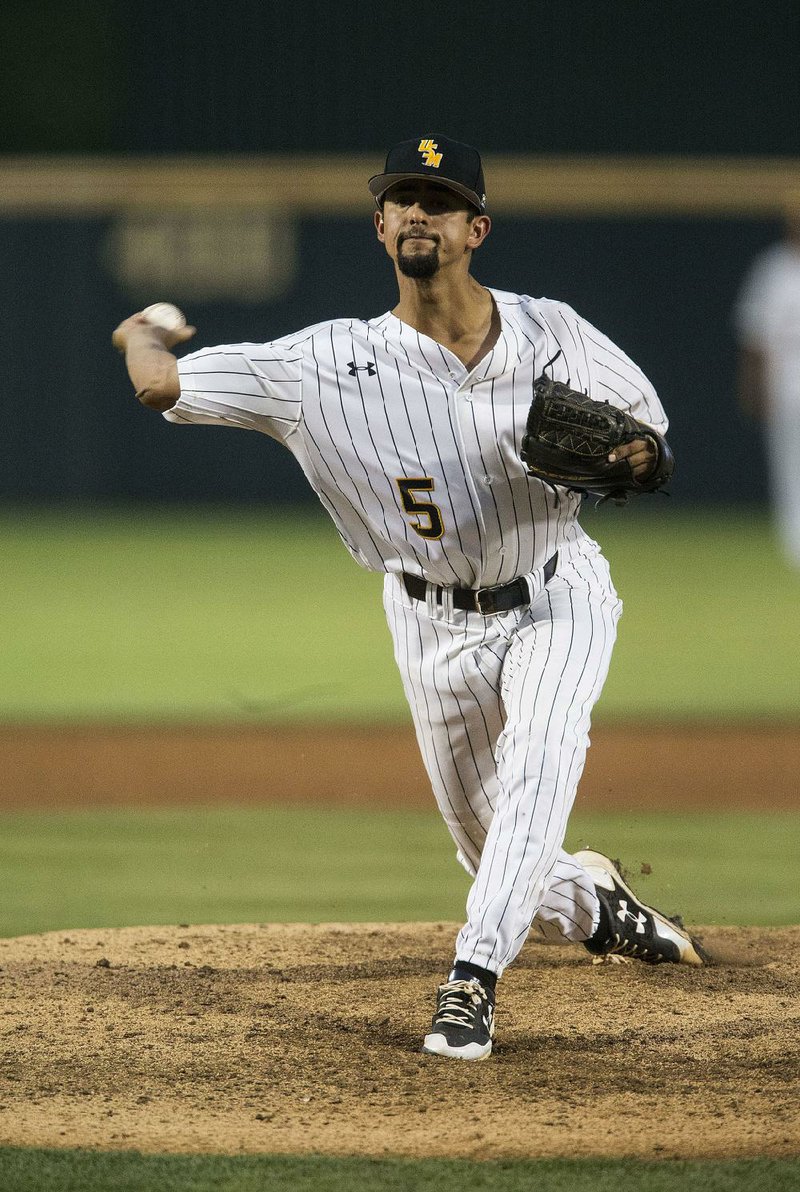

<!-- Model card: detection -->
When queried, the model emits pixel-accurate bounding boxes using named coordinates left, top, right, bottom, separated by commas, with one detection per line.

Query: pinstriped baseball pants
left=383, top=538, right=622, bottom=977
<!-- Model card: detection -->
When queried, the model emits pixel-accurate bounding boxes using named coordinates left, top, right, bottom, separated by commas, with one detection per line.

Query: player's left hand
left=608, top=436, right=657, bottom=480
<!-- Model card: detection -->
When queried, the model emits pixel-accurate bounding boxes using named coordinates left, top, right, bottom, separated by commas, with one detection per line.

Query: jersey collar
left=375, top=290, right=521, bottom=386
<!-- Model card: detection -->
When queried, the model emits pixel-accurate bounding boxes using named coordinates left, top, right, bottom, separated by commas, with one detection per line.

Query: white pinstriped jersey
left=167, top=287, right=665, bottom=587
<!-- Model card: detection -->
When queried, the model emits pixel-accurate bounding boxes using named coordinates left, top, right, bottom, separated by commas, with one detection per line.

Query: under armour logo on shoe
left=616, top=899, right=648, bottom=934
left=347, top=360, right=377, bottom=377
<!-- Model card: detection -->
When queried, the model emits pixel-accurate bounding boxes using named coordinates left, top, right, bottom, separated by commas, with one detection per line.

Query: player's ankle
left=449, top=959, right=497, bottom=992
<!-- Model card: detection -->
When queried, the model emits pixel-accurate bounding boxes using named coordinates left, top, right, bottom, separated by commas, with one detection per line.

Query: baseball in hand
left=141, top=302, right=187, bottom=332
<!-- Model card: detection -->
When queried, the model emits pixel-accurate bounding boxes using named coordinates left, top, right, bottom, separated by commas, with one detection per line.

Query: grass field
left=2, top=503, right=797, bottom=1189
left=0, top=1150, right=798, bottom=1192
left=2, top=503, right=799, bottom=722
left=0, top=805, right=796, bottom=939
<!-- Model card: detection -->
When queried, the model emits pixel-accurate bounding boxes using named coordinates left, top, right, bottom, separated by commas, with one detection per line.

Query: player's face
left=375, top=181, right=490, bottom=278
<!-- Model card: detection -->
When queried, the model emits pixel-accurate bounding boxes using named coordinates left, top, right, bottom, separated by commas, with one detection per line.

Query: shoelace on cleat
left=433, top=981, right=488, bottom=1027
left=606, top=935, right=661, bottom=962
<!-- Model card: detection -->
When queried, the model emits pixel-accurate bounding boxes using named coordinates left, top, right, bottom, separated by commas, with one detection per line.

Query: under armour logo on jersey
left=347, top=360, right=377, bottom=377
left=418, top=139, right=443, bottom=168
left=616, top=899, right=648, bottom=934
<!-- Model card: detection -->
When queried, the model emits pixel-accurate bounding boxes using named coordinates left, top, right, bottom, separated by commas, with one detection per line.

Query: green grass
left=0, top=805, right=796, bottom=939
left=0, top=505, right=391, bottom=723
left=0, top=805, right=465, bottom=937
left=566, top=811, right=800, bottom=928
left=0, top=1150, right=797, bottom=1192
left=1, top=503, right=798, bottom=722
left=581, top=502, right=800, bottom=719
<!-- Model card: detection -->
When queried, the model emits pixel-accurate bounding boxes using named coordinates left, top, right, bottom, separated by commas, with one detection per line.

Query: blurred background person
left=734, top=193, right=800, bottom=568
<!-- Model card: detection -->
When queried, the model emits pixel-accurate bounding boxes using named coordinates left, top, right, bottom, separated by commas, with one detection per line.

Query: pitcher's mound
left=0, top=922, right=797, bottom=1159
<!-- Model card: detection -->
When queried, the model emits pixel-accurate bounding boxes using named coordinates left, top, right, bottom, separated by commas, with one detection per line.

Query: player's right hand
left=112, top=313, right=197, bottom=355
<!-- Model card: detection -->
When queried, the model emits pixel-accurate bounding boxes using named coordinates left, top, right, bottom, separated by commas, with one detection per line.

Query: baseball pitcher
left=113, top=135, right=704, bottom=1062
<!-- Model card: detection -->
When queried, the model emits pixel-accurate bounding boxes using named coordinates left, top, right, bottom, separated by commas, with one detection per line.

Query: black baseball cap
left=368, top=135, right=487, bottom=213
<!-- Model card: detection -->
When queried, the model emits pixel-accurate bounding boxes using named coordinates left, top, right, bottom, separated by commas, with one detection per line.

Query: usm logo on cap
left=418, top=139, right=443, bottom=168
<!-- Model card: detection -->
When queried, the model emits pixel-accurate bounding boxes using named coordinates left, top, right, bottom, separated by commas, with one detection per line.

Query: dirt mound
left=0, top=922, right=797, bottom=1159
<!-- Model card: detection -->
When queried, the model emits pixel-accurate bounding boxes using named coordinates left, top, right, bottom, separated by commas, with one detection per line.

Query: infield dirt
left=0, top=921, right=797, bottom=1160
left=3, top=722, right=799, bottom=809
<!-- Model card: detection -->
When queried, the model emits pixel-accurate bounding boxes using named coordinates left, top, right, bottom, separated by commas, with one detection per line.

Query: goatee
left=397, top=244, right=440, bottom=279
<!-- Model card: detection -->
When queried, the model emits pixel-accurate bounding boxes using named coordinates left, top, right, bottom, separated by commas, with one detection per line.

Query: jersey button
left=482, top=475, right=493, bottom=486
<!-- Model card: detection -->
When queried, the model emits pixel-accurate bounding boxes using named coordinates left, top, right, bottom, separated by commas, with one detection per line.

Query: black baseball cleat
left=575, top=849, right=711, bottom=966
left=422, top=978, right=495, bottom=1060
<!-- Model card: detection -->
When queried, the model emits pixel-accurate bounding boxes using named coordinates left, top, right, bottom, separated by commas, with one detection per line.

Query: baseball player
left=735, top=195, right=800, bottom=568
left=113, top=135, right=707, bottom=1061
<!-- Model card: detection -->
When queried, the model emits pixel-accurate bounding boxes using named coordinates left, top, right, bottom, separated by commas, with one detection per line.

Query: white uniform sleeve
left=553, top=306, right=667, bottom=434
left=733, top=250, right=776, bottom=349
left=164, top=341, right=303, bottom=442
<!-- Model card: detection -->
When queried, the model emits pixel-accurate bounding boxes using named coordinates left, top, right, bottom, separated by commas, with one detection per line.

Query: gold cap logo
left=418, top=139, right=443, bottom=168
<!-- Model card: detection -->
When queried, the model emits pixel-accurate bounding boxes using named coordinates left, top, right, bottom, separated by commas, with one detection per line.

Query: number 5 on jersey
left=396, top=477, right=445, bottom=540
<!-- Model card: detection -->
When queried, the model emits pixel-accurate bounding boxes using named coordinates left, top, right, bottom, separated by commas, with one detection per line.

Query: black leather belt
left=402, top=554, right=557, bottom=616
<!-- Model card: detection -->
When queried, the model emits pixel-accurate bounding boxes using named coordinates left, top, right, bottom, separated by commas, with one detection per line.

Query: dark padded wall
left=1, top=213, right=778, bottom=504
left=1, top=0, right=794, bottom=503
left=2, top=2, right=798, bottom=155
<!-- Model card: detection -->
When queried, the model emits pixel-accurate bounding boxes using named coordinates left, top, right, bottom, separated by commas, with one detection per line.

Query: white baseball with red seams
left=141, top=303, right=186, bottom=332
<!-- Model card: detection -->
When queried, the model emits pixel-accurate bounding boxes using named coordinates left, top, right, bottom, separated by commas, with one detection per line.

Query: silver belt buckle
left=476, top=585, right=503, bottom=616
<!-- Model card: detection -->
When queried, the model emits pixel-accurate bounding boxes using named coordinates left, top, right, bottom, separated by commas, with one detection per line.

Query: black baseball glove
left=520, top=375, right=674, bottom=504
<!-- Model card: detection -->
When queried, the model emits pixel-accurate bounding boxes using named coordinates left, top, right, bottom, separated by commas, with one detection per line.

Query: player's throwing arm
left=112, top=303, right=195, bottom=411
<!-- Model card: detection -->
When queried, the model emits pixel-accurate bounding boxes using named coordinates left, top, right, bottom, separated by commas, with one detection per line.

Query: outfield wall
left=4, top=3, right=796, bottom=506
left=2, top=156, right=791, bottom=505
